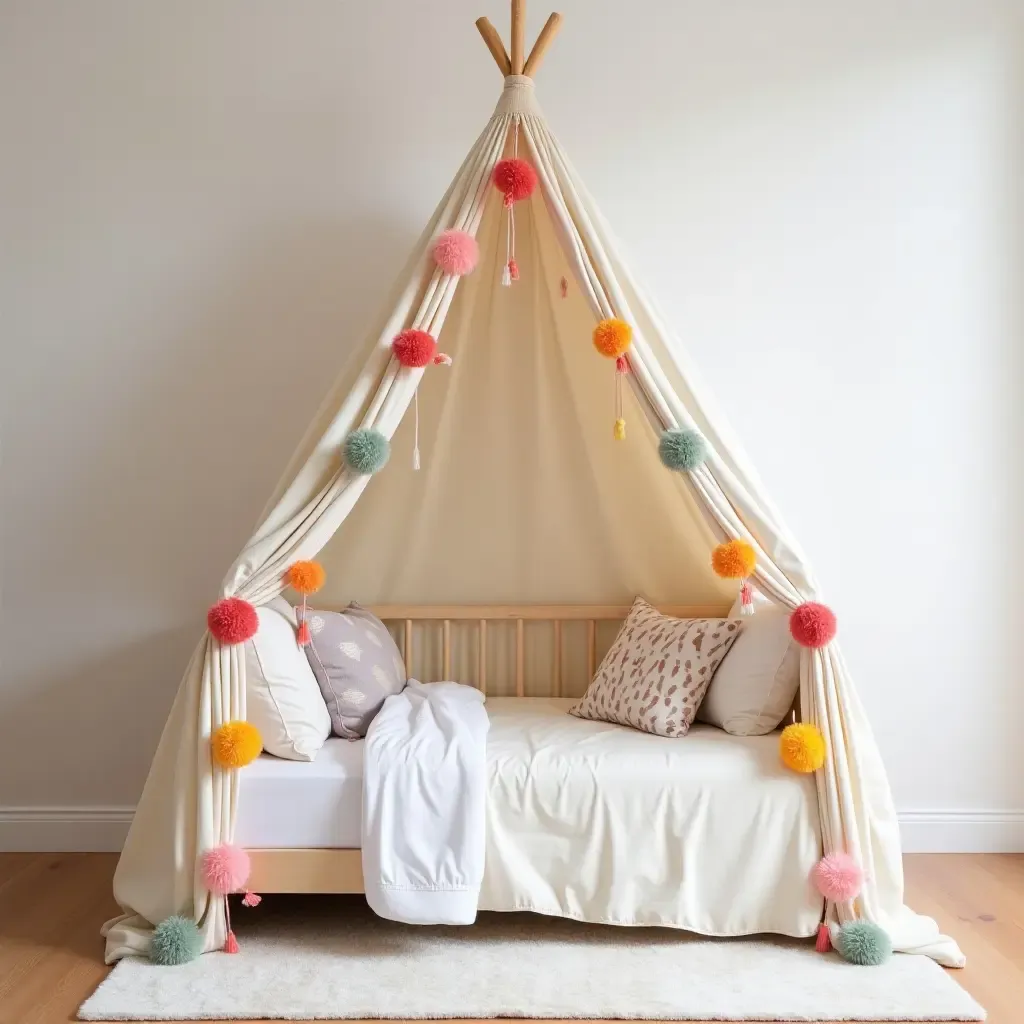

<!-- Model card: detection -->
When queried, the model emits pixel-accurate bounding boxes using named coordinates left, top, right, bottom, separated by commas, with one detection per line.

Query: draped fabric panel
left=104, top=76, right=963, bottom=967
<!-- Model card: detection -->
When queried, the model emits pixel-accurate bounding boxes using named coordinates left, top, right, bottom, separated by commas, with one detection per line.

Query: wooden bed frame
left=247, top=603, right=731, bottom=894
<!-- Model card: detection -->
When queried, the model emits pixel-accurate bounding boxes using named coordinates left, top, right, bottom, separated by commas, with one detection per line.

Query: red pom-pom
left=200, top=844, right=251, bottom=895
left=812, top=852, right=863, bottom=902
left=207, top=598, right=258, bottom=645
left=392, top=329, right=437, bottom=368
left=492, top=158, right=537, bottom=203
left=790, top=601, right=837, bottom=648
left=432, top=230, right=479, bottom=276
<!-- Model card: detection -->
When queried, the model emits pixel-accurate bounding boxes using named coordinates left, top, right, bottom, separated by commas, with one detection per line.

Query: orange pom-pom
left=593, top=318, right=632, bottom=358
left=211, top=721, right=262, bottom=769
left=285, top=560, right=325, bottom=595
left=711, top=539, right=757, bottom=579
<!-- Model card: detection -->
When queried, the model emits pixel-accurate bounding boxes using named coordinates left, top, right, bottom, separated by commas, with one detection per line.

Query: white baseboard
left=898, top=809, right=1024, bottom=853
left=1, top=806, right=1022, bottom=854
left=0, top=806, right=135, bottom=852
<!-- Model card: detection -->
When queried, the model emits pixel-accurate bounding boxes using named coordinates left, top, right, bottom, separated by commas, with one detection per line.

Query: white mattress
left=235, top=737, right=364, bottom=849
left=479, top=698, right=823, bottom=938
left=235, top=696, right=823, bottom=938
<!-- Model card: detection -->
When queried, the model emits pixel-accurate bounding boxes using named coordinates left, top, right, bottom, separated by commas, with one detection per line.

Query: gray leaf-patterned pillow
left=303, top=604, right=407, bottom=739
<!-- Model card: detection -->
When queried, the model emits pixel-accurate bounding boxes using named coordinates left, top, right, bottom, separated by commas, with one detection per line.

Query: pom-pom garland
left=150, top=915, right=203, bottom=965
left=392, top=329, right=437, bottom=368
left=711, top=539, right=757, bottom=579
left=285, top=560, right=325, bottom=596
left=780, top=722, right=827, bottom=773
left=343, top=429, right=390, bottom=475
left=790, top=601, right=837, bottom=649
left=835, top=920, right=893, bottom=966
left=200, top=843, right=251, bottom=896
left=593, top=318, right=633, bottom=358
left=211, top=721, right=262, bottom=769
left=492, top=158, right=537, bottom=204
left=659, top=429, right=708, bottom=472
left=207, top=597, right=258, bottom=645
left=432, top=230, right=479, bottom=276
left=813, top=852, right=864, bottom=903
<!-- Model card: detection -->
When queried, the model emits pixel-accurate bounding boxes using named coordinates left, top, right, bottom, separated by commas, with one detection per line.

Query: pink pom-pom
left=200, top=843, right=251, bottom=896
left=431, top=230, right=479, bottom=276
left=207, top=598, right=258, bottom=645
left=392, top=329, right=437, bottom=368
left=492, top=158, right=537, bottom=203
left=790, top=601, right=837, bottom=648
left=812, top=852, right=863, bottom=902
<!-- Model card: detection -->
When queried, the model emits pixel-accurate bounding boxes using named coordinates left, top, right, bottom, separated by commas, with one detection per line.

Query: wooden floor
left=0, top=853, right=1019, bottom=1024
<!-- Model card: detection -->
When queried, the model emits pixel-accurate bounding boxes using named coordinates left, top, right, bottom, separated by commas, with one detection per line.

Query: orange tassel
left=296, top=621, right=311, bottom=646
left=224, top=929, right=239, bottom=954
left=816, top=923, right=832, bottom=953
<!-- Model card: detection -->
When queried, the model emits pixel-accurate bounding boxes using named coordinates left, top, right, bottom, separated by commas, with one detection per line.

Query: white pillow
left=244, top=597, right=331, bottom=761
left=696, top=591, right=800, bottom=736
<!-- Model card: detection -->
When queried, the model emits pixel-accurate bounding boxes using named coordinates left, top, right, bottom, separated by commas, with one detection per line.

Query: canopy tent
left=103, top=3, right=964, bottom=968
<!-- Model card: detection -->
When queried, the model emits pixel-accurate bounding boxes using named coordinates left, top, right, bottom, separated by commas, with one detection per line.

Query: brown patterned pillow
left=569, top=597, right=743, bottom=737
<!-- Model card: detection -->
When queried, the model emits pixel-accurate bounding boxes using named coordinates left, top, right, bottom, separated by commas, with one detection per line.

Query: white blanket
left=362, top=680, right=489, bottom=925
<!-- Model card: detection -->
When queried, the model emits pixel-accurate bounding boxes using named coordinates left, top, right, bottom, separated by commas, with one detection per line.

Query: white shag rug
left=81, top=896, right=984, bottom=1021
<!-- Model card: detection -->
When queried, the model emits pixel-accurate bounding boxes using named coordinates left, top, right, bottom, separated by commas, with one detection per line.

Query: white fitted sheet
left=235, top=738, right=363, bottom=849
left=236, top=696, right=823, bottom=938
left=479, top=698, right=824, bottom=937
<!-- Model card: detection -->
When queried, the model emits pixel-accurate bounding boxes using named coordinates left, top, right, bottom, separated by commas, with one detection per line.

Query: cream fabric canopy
left=103, top=76, right=964, bottom=967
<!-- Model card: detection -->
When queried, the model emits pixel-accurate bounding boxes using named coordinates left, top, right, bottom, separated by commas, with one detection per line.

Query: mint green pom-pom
left=835, top=920, right=892, bottom=966
left=151, top=914, right=203, bottom=965
left=658, top=428, right=708, bottom=472
left=343, top=429, right=390, bottom=475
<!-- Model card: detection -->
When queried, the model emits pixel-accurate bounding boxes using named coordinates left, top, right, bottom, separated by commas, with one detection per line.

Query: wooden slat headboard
left=369, top=604, right=731, bottom=698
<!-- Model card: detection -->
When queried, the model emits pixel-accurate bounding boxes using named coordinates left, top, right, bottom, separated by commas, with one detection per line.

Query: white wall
left=1, top=0, right=1021, bottom=850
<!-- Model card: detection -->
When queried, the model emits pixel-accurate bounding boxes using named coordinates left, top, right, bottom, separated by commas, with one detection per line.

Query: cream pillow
left=244, top=597, right=331, bottom=761
left=569, top=597, right=742, bottom=737
left=696, top=591, right=800, bottom=736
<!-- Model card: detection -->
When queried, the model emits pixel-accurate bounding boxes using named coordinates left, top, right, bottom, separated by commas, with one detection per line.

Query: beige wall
left=1, top=0, right=1022, bottom=845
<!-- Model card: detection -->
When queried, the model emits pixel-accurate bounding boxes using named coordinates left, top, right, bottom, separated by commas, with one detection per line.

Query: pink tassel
left=508, top=259, right=519, bottom=281
left=615, top=355, right=629, bottom=374
left=296, top=620, right=311, bottom=646
left=816, top=923, right=832, bottom=953
left=242, top=891, right=262, bottom=907
left=740, top=581, right=755, bottom=616
left=224, top=929, right=239, bottom=954
left=432, top=353, right=452, bottom=366
left=503, top=191, right=514, bottom=209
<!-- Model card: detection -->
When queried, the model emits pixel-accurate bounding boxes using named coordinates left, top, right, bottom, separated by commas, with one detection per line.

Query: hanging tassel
left=816, top=922, right=833, bottom=953
left=413, top=447, right=421, bottom=471
left=508, top=259, right=519, bottom=282
left=433, top=352, right=452, bottom=366
left=501, top=262, right=512, bottom=287
left=740, top=581, right=755, bottom=617
left=224, top=929, right=239, bottom=954
left=242, top=891, right=262, bottom=908
left=615, top=355, right=629, bottom=374
left=412, top=390, right=422, bottom=470
left=296, top=597, right=311, bottom=645
left=613, top=418, right=626, bottom=441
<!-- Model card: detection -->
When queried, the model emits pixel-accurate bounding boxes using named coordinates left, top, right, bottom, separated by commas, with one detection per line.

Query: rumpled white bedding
left=480, top=698, right=824, bottom=937
left=362, top=680, right=490, bottom=925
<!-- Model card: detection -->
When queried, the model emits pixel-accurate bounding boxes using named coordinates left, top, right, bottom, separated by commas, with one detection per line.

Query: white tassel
left=413, top=446, right=421, bottom=471
left=501, top=263, right=512, bottom=287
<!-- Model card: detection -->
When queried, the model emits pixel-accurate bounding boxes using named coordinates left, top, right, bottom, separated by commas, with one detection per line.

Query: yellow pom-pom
left=613, top=418, right=626, bottom=440
left=593, top=318, right=632, bottom=358
left=211, top=721, right=262, bottom=769
left=285, top=560, right=326, bottom=595
left=780, top=723, right=827, bottom=773
left=711, top=539, right=757, bottom=579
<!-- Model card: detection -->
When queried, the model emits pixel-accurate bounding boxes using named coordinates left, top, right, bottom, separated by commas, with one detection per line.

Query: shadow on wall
left=0, top=216, right=415, bottom=808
